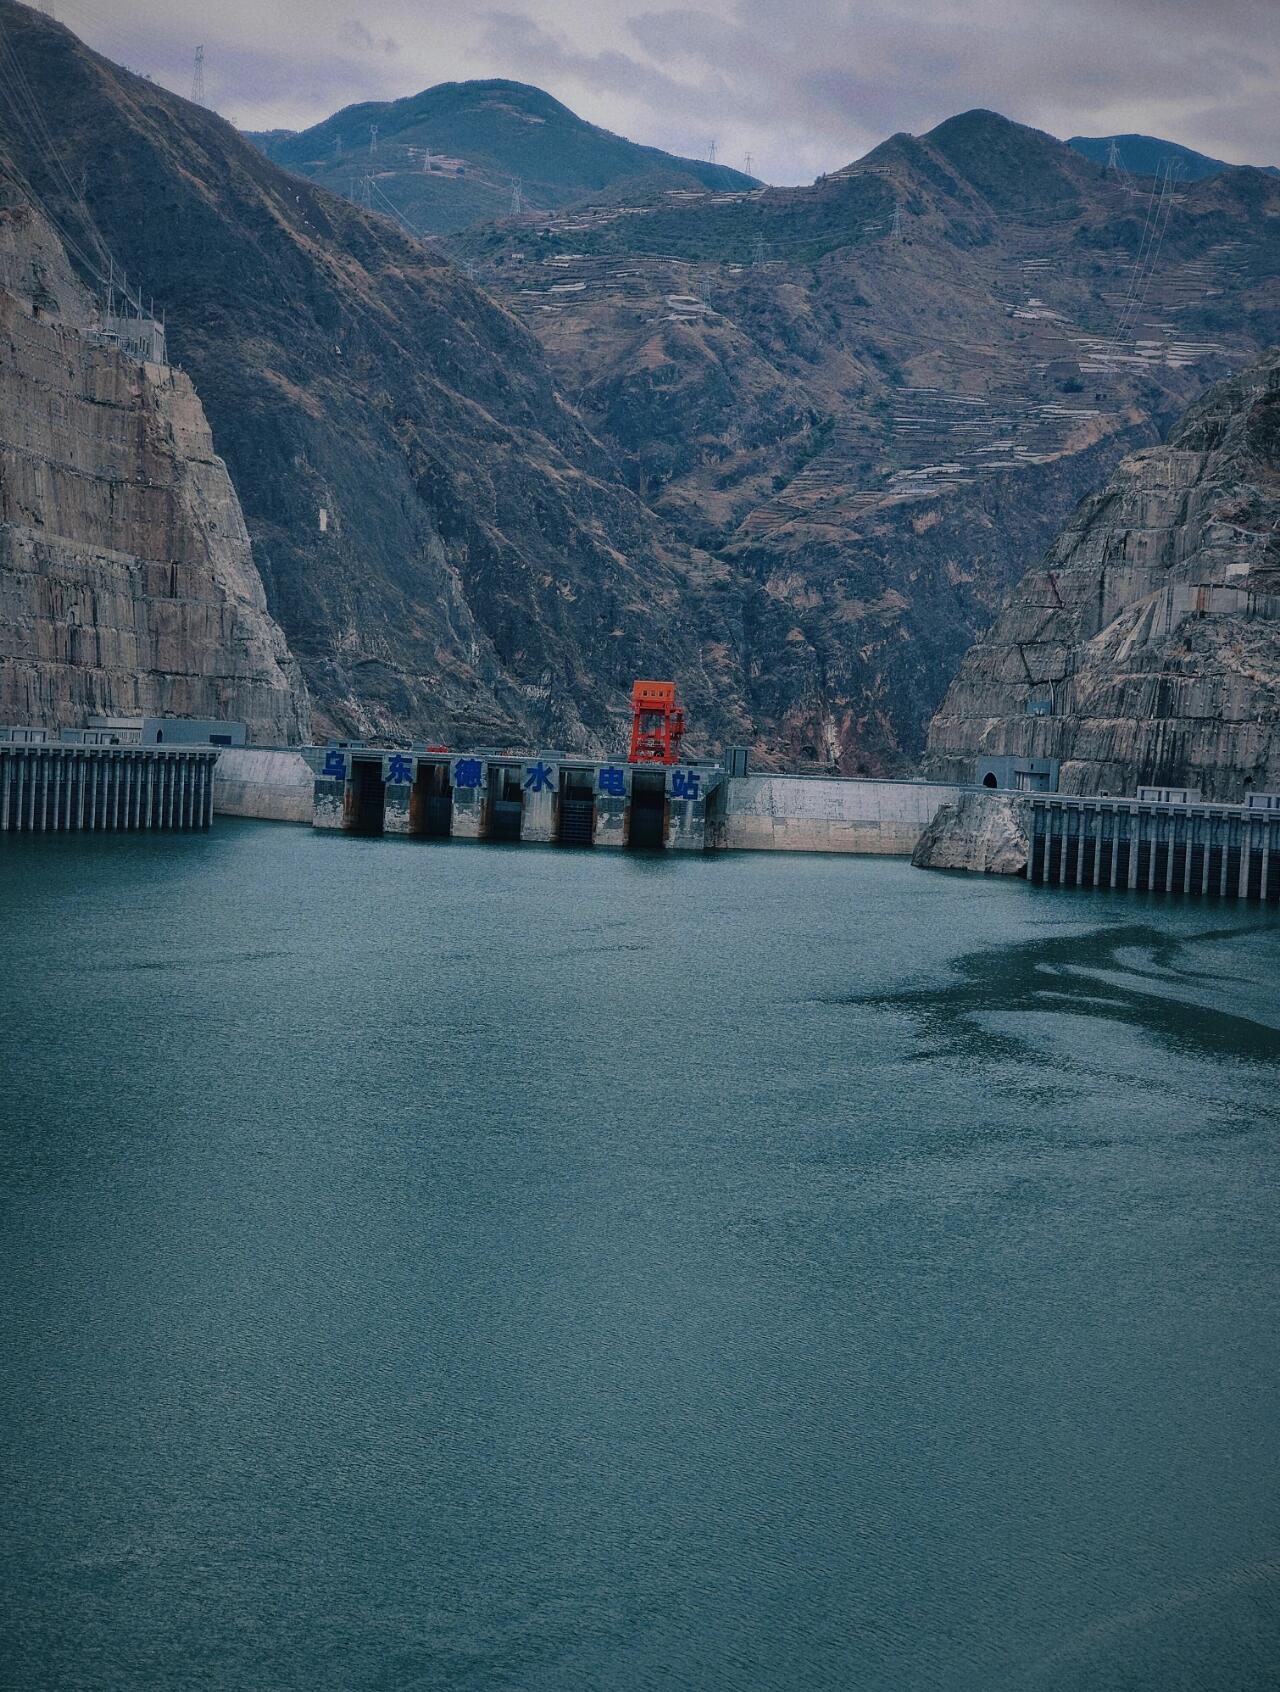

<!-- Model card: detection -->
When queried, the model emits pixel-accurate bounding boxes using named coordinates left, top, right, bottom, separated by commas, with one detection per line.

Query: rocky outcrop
left=925, top=349, right=1280, bottom=800
left=911, top=791, right=1031, bottom=874
left=0, top=200, right=308, bottom=740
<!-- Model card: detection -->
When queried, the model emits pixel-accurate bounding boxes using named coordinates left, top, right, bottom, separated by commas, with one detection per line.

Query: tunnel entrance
left=628, top=770, right=667, bottom=849
left=557, top=770, right=595, bottom=846
left=487, top=765, right=524, bottom=841
left=411, top=761, right=452, bottom=838
left=350, top=759, right=385, bottom=835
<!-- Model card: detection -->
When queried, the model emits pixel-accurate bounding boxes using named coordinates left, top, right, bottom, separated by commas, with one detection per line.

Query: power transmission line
left=1105, top=138, right=1137, bottom=198
left=0, top=11, right=116, bottom=289
left=190, top=43, right=204, bottom=105
left=1110, top=158, right=1179, bottom=350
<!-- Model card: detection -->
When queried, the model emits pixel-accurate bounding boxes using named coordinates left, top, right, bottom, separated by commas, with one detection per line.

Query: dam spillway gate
left=1028, top=795, right=1280, bottom=902
left=307, top=750, right=722, bottom=852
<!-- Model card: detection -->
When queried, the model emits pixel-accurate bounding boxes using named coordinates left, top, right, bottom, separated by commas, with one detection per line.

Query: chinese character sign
left=453, top=758, right=483, bottom=790
left=385, top=754, right=413, bottom=785
left=597, top=765, right=626, bottom=797
left=321, top=749, right=348, bottom=781
left=523, top=761, right=556, bottom=794
left=671, top=769, right=701, bottom=801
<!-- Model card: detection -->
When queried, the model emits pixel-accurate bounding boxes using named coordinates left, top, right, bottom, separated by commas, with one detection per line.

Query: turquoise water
left=2, top=821, right=1278, bottom=1691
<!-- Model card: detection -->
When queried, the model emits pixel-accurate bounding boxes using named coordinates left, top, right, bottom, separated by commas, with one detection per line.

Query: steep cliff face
left=0, top=200, right=308, bottom=739
left=925, top=349, right=1280, bottom=800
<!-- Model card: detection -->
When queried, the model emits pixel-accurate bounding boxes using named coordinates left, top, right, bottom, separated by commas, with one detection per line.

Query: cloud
left=53, top=0, right=1280, bottom=182
left=339, top=20, right=399, bottom=56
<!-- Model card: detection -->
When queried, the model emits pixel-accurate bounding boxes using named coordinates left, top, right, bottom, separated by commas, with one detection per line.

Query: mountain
left=243, top=127, right=296, bottom=151
left=4, top=0, right=1277, bottom=777
left=0, top=0, right=751, bottom=753
left=249, top=80, right=760, bottom=237
left=0, top=193, right=307, bottom=741
left=445, top=107, right=1280, bottom=770
left=1068, top=133, right=1280, bottom=183
left=924, top=347, right=1280, bottom=801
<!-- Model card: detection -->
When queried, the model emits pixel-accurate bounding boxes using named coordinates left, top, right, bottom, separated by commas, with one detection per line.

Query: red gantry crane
left=628, top=680, right=685, bottom=765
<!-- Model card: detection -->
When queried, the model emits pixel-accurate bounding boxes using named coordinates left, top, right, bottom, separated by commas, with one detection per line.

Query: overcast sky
left=48, top=0, right=1279, bottom=183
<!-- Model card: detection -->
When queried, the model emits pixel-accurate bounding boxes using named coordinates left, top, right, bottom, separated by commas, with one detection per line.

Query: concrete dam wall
left=214, top=747, right=314, bottom=823
left=720, top=775, right=968, bottom=854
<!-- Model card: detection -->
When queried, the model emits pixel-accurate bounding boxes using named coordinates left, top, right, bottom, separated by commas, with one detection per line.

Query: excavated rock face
left=0, top=202, right=308, bottom=740
left=925, top=349, right=1280, bottom=800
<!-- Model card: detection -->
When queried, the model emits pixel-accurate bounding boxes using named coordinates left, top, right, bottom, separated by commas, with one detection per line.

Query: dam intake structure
left=0, top=740, right=216, bottom=832
left=1027, top=791, right=1280, bottom=900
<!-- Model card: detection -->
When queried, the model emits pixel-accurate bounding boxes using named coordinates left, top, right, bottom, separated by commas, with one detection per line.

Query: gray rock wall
left=911, top=791, right=1032, bottom=875
left=0, top=204, right=308, bottom=742
left=925, top=350, right=1280, bottom=801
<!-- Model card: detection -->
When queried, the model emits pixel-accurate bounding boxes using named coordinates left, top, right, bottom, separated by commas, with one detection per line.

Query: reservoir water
left=2, top=821, right=1278, bottom=1691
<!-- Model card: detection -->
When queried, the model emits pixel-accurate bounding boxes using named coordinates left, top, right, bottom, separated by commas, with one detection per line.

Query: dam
left=291, top=745, right=971, bottom=856
left=5, top=724, right=1276, bottom=902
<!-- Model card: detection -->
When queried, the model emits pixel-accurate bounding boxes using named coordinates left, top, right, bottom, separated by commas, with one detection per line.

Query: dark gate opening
left=411, top=761, right=453, bottom=838
left=557, top=771, right=595, bottom=846
left=487, top=766, right=524, bottom=842
left=628, top=770, right=667, bottom=849
left=351, top=759, right=385, bottom=835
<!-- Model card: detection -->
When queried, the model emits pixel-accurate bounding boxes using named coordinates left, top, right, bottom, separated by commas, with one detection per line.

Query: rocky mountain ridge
left=249, top=79, right=758, bottom=238
left=925, top=347, right=1280, bottom=800
left=3, top=0, right=1277, bottom=776
left=1067, top=134, right=1279, bottom=184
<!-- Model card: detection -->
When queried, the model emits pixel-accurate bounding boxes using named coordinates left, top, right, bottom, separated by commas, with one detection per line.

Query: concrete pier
left=0, top=745, right=217, bottom=833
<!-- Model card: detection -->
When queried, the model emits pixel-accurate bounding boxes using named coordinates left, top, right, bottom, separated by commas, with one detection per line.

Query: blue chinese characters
left=671, top=769, right=701, bottom=801
left=322, top=749, right=348, bottom=781
left=598, top=765, right=626, bottom=797
left=385, top=754, right=413, bottom=785
left=524, top=762, right=556, bottom=794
